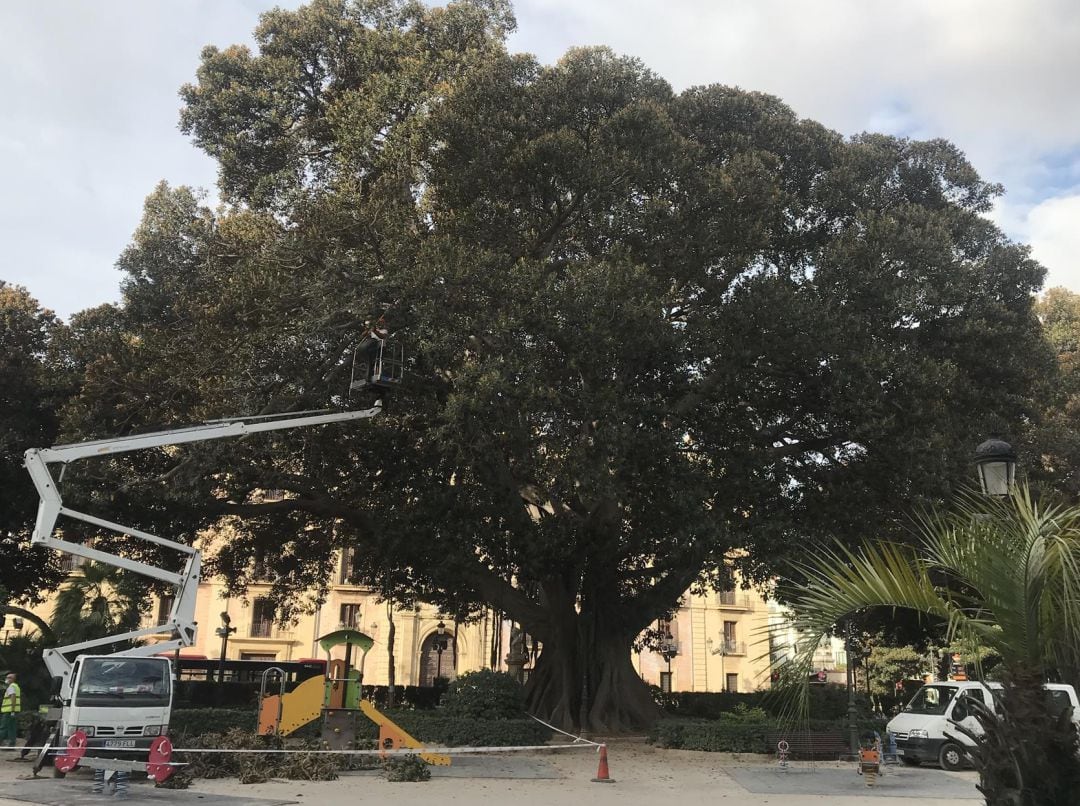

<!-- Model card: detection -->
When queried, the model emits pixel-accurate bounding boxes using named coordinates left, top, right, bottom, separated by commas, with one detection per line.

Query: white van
left=886, top=681, right=1080, bottom=771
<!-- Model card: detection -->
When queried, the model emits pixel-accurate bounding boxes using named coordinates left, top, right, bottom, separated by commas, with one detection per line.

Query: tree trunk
left=523, top=613, right=659, bottom=734
left=969, top=665, right=1080, bottom=806
left=385, top=600, right=396, bottom=709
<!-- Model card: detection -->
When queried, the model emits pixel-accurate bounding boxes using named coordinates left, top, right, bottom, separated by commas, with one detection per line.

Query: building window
left=156, top=595, right=175, bottom=626
left=660, top=671, right=673, bottom=693
left=723, top=621, right=737, bottom=652
left=726, top=673, right=738, bottom=693
left=339, top=547, right=362, bottom=585
left=339, top=603, right=361, bottom=629
left=250, top=598, right=275, bottom=637
left=252, top=552, right=272, bottom=582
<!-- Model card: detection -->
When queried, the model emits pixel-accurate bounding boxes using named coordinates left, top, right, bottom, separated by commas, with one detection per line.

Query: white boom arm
left=25, top=403, right=383, bottom=679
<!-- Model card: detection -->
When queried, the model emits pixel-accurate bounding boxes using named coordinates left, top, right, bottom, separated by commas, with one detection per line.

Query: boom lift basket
left=350, top=336, right=404, bottom=391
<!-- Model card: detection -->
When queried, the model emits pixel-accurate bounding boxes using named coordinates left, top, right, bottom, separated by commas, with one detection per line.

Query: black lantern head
left=974, top=437, right=1017, bottom=497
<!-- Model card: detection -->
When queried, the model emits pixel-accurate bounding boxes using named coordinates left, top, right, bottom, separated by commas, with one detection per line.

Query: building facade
left=29, top=551, right=774, bottom=693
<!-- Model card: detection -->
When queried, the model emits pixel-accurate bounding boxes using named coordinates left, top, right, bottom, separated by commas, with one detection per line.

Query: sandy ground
left=0, top=741, right=983, bottom=806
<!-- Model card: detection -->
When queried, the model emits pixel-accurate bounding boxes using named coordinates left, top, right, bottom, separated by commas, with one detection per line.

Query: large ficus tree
left=0, top=282, right=68, bottom=603
left=50, top=0, right=1053, bottom=731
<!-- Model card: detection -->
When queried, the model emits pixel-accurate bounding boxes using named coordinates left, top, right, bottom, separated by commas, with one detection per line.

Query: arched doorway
left=419, top=631, right=457, bottom=685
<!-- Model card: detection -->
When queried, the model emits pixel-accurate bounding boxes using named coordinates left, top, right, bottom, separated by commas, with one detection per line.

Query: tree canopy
left=29, top=0, right=1055, bottom=730
left=0, top=282, right=68, bottom=602
left=1026, top=287, right=1080, bottom=500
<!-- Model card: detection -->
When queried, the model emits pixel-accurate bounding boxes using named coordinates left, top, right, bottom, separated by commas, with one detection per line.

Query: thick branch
left=214, top=496, right=552, bottom=639
left=625, top=561, right=707, bottom=634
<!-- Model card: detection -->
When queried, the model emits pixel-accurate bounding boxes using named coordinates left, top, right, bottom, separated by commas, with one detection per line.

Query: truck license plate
left=895, top=749, right=904, bottom=756
left=104, top=740, right=136, bottom=748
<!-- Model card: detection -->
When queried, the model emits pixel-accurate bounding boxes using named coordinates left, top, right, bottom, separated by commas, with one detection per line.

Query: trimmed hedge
left=170, top=708, right=257, bottom=738
left=170, top=707, right=549, bottom=747
left=361, top=684, right=445, bottom=710
left=649, top=716, right=884, bottom=755
left=654, top=687, right=872, bottom=721
left=175, top=682, right=448, bottom=710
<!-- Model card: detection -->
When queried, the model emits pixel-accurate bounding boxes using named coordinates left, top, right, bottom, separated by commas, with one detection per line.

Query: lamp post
left=708, top=636, right=729, bottom=691
left=846, top=622, right=859, bottom=760
left=215, top=612, right=237, bottom=684
left=974, top=437, right=1017, bottom=497
left=659, top=632, right=678, bottom=693
left=435, top=620, right=448, bottom=681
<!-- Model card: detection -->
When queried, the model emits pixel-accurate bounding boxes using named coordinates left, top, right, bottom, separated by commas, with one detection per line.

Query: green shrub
left=384, top=754, right=431, bottom=782
left=649, top=719, right=771, bottom=753
left=170, top=708, right=255, bottom=738
left=653, top=687, right=872, bottom=721
left=441, top=670, right=526, bottom=720
left=649, top=716, right=883, bottom=754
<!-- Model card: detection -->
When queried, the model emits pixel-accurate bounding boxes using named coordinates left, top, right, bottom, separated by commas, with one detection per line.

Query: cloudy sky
left=3, top=0, right=1078, bottom=320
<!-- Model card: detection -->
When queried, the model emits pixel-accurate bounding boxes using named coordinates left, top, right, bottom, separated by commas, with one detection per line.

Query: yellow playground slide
left=258, top=675, right=325, bottom=735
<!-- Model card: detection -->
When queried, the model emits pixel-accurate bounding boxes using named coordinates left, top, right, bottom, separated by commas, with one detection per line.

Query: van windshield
left=1046, top=689, right=1074, bottom=717
left=74, top=658, right=171, bottom=708
left=905, top=685, right=957, bottom=716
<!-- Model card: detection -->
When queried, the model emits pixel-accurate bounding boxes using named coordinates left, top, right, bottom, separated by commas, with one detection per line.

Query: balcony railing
left=714, top=640, right=746, bottom=656
left=249, top=620, right=275, bottom=638
left=717, top=592, right=755, bottom=610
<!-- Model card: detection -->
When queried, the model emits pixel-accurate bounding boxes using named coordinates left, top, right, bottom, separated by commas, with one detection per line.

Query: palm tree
left=778, top=486, right=1080, bottom=806
left=50, top=562, right=144, bottom=646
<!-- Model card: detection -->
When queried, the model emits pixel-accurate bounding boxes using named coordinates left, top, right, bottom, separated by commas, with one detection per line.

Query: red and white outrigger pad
left=55, top=730, right=87, bottom=773
left=146, top=735, right=175, bottom=783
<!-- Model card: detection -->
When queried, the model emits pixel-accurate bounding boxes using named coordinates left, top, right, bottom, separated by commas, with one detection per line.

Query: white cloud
left=1027, top=195, right=1080, bottom=292
left=0, top=0, right=286, bottom=318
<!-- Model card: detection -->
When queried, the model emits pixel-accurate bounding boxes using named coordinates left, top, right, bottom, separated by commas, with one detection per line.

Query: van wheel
left=939, top=742, right=966, bottom=771
left=900, top=757, right=920, bottom=767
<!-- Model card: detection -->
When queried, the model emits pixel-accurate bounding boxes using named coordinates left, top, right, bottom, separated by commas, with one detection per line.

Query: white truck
left=24, top=401, right=387, bottom=777
left=886, top=680, right=1080, bottom=771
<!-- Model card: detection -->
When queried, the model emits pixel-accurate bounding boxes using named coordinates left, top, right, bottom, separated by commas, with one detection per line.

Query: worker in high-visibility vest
left=0, top=672, right=20, bottom=751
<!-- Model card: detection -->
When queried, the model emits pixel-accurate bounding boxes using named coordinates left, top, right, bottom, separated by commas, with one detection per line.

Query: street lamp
left=0, top=616, right=23, bottom=643
left=974, top=437, right=1017, bottom=497
left=215, top=612, right=237, bottom=684
left=707, top=636, right=730, bottom=691
left=435, top=620, right=448, bottom=681
left=659, top=632, right=678, bottom=693
left=845, top=622, right=860, bottom=761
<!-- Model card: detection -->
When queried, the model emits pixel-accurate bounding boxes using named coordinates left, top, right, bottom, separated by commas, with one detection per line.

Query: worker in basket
left=351, top=319, right=402, bottom=392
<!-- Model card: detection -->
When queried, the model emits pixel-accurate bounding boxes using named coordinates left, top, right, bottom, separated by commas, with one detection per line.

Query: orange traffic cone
left=591, top=743, right=615, bottom=783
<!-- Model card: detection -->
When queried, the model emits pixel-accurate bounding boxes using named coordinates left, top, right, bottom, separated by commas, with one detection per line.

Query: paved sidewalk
left=0, top=742, right=983, bottom=806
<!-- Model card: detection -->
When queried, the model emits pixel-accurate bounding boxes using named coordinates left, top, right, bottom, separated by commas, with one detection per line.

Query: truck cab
left=886, top=681, right=999, bottom=770
left=57, top=655, right=173, bottom=756
left=887, top=680, right=1080, bottom=771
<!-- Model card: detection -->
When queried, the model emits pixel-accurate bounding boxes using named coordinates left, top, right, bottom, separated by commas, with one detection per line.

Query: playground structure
left=257, top=627, right=451, bottom=765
